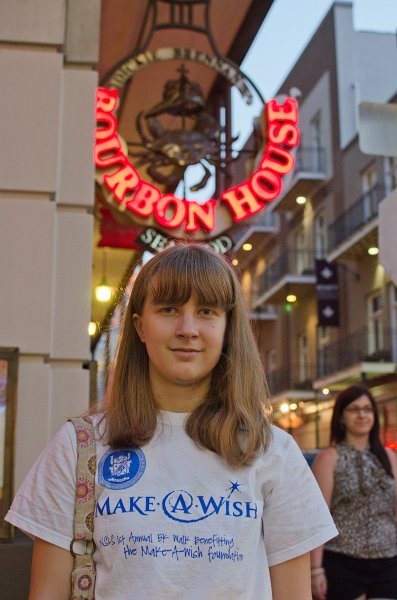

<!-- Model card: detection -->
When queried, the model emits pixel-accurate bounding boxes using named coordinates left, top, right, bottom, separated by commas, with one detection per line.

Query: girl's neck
left=151, top=380, right=208, bottom=413
left=344, top=433, right=370, bottom=451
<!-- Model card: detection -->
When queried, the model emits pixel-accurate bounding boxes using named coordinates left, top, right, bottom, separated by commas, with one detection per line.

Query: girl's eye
left=199, top=307, right=214, bottom=316
left=160, top=306, right=177, bottom=314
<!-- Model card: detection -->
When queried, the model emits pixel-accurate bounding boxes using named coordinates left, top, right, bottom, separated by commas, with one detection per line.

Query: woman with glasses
left=311, top=384, right=397, bottom=600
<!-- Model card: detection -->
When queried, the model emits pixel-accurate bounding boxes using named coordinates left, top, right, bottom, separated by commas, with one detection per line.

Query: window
left=311, top=113, right=322, bottom=148
left=266, top=349, right=277, bottom=394
left=266, top=349, right=277, bottom=373
left=314, top=212, right=327, bottom=259
left=310, top=112, right=323, bottom=171
left=295, top=229, right=309, bottom=275
left=361, top=163, right=378, bottom=193
left=383, top=157, right=397, bottom=194
left=316, top=326, right=329, bottom=378
left=361, top=164, right=378, bottom=222
left=298, top=332, right=310, bottom=382
left=367, top=292, right=383, bottom=356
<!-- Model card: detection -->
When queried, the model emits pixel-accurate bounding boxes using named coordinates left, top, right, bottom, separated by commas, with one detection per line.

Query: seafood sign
left=94, top=88, right=300, bottom=233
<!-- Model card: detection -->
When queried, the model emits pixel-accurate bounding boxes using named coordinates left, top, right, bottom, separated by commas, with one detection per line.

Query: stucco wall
left=0, top=0, right=100, bottom=490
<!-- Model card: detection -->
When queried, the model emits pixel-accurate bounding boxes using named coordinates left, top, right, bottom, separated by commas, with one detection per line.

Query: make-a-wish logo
left=95, top=480, right=258, bottom=521
left=162, top=481, right=257, bottom=523
left=98, top=448, right=146, bottom=490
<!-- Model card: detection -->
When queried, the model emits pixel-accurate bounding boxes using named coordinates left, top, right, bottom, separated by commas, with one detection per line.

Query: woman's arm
left=269, top=552, right=311, bottom=600
left=310, top=447, right=337, bottom=600
left=311, top=447, right=336, bottom=507
left=385, top=447, right=397, bottom=521
left=29, top=538, right=73, bottom=600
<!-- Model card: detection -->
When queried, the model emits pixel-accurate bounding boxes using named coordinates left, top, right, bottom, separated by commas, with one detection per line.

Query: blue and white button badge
left=98, top=448, right=146, bottom=490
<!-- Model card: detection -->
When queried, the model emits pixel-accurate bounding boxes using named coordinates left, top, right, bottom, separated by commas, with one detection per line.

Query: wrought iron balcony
left=316, top=325, right=395, bottom=380
left=233, top=210, right=278, bottom=254
left=295, top=146, right=326, bottom=172
left=247, top=303, right=277, bottom=320
left=267, top=364, right=315, bottom=398
left=271, top=146, right=327, bottom=211
left=327, top=184, right=385, bottom=261
left=253, top=250, right=317, bottom=305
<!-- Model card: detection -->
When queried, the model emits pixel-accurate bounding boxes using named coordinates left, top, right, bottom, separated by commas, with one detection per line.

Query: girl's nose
left=175, top=314, right=199, bottom=338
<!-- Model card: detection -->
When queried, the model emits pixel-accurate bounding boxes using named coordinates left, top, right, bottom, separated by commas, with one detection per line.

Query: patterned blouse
left=325, top=441, right=397, bottom=558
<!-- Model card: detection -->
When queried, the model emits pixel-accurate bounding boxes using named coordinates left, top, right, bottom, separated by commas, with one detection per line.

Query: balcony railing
left=249, top=210, right=278, bottom=227
left=328, top=184, right=385, bottom=251
left=267, top=364, right=314, bottom=397
left=247, top=303, right=277, bottom=319
left=232, top=211, right=278, bottom=252
left=317, top=325, right=395, bottom=379
left=295, top=146, right=326, bottom=174
left=256, top=250, right=316, bottom=293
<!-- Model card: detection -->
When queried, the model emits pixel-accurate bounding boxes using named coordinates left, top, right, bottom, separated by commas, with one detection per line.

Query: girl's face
left=133, top=292, right=227, bottom=411
left=341, top=394, right=375, bottom=437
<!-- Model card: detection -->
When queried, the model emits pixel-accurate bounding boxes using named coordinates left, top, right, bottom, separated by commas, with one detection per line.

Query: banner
left=315, top=259, right=340, bottom=327
left=98, top=206, right=143, bottom=250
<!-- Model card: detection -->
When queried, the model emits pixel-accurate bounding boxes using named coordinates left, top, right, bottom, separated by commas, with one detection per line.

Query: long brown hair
left=104, top=242, right=272, bottom=466
left=330, top=384, right=393, bottom=477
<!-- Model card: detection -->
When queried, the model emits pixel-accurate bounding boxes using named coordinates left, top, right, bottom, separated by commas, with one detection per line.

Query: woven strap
left=69, top=417, right=97, bottom=600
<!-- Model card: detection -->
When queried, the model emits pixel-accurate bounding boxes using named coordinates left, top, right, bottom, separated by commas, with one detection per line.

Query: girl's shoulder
left=267, top=424, right=292, bottom=450
left=317, top=445, right=338, bottom=458
left=266, top=425, right=307, bottom=462
left=312, top=446, right=338, bottom=471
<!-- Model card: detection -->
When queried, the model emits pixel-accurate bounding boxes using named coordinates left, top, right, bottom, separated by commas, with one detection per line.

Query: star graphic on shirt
left=228, top=480, right=242, bottom=494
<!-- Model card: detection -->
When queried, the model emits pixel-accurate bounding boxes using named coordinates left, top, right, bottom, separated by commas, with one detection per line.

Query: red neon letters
left=94, top=89, right=300, bottom=232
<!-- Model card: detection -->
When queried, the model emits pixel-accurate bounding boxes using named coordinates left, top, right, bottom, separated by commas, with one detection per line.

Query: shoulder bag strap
left=69, top=416, right=97, bottom=600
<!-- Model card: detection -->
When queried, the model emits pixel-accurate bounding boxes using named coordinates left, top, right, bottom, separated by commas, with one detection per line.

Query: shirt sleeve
left=5, top=421, right=77, bottom=551
left=262, top=426, right=338, bottom=566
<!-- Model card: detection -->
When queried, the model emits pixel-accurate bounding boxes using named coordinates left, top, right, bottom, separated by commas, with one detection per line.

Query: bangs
left=140, top=245, right=235, bottom=311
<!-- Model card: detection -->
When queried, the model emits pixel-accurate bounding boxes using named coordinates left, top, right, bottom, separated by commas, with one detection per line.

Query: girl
left=7, top=243, right=337, bottom=599
left=311, top=384, right=397, bottom=600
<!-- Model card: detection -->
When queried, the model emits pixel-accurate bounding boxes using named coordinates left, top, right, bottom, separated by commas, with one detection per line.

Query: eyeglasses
left=344, top=406, right=374, bottom=415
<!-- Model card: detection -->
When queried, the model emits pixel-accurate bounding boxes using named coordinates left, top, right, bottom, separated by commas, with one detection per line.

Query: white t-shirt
left=6, top=412, right=337, bottom=599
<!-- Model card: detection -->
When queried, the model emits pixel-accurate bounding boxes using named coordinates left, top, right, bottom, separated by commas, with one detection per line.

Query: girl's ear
left=133, top=313, right=145, bottom=342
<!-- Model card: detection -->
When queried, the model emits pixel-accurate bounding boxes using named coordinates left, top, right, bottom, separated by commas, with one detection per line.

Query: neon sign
left=94, top=88, right=300, bottom=233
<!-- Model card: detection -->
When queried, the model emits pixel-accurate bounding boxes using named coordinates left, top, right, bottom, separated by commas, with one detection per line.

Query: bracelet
left=310, top=567, right=325, bottom=577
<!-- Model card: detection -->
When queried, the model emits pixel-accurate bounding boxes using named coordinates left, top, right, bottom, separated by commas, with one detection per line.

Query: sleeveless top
left=325, top=442, right=397, bottom=559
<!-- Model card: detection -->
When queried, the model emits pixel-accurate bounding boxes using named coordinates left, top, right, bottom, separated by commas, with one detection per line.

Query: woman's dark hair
left=330, top=384, right=393, bottom=477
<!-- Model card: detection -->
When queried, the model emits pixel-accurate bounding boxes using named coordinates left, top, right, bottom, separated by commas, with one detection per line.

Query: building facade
left=0, top=0, right=101, bottom=528
left=234, top=2, right=397, bottom=448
